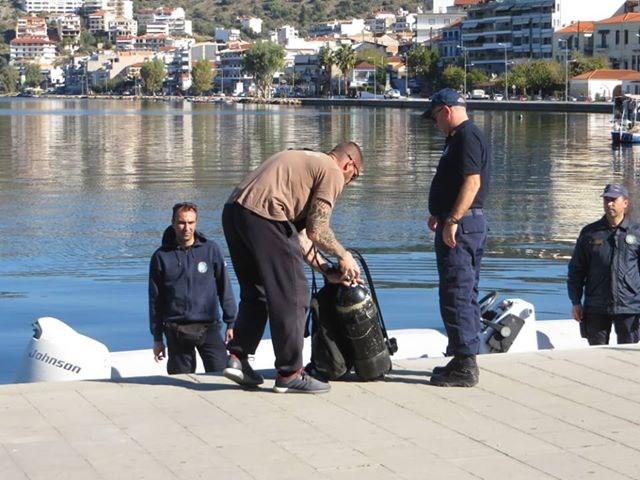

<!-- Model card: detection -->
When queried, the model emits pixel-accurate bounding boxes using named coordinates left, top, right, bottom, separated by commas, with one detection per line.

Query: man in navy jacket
left=149, top=202, right=237, bottom=374
left=568, top=184, right=640, bottom=345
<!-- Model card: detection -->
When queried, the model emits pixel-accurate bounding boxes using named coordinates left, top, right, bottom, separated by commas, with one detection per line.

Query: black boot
left=430, top=355, right=479, bottom=387
left=432, top=356, right=459, bottom=375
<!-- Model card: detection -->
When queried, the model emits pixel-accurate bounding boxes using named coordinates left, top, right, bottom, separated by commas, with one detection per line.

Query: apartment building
left=593, top=12, right=640, bottom=70
left=10, top=37, right=57, bottom=64
left=16, top=16, right=48, bottom=39
left=137, top=7, right=192, bottom=37
left=19, top=0, right=83, bottom=14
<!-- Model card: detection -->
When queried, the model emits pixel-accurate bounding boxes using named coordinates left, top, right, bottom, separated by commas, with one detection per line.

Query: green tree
left=333, top=43, right=356, bottom=95
left=318, top=46, right=334, bottom=96
left=521, top=60, right=562, bottom=95
left=467, top=68, right=488, bottom=89
left=408, top=44, right=439, bottom=82
left=191, top=58, right=214, bottom=95
left=440, top=65, right=465, bottom=91
left=569, top=51, right=609, bottom=77
left=243, top=42, right=285, bottom=98
left=0, top=64, right=18, bottom=93
left=23, top=63, right=43, bottom=88
left=140, top=58, right=165, bottom=95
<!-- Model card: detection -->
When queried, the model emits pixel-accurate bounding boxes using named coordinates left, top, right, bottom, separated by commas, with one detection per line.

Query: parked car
left=493, top=93, right=504, bottom=101
left=383, top=89, right=401, bottom=99
left=532, top=94, right=543, bottom=101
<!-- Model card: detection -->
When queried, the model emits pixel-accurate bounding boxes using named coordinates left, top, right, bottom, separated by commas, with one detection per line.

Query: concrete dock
left=2, top=345, right=640, bottom=480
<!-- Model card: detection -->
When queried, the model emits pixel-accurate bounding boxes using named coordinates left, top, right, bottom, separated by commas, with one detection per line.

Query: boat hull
left=14, top=298, right=594, bottom=384
left=612, top=130, right=640, bottom=144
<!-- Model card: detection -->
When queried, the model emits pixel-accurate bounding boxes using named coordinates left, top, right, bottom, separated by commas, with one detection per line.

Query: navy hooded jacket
left=149, top=226, right=237, bottom=341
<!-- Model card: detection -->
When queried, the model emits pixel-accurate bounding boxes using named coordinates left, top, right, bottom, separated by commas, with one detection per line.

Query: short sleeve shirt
left=428, top=119, right=491, bottom=217
left=228, top=149, right=345, bottom=223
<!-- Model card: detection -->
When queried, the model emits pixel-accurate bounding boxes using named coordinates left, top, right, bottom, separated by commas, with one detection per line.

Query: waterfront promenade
left=2, top=345, right=640, bottom=480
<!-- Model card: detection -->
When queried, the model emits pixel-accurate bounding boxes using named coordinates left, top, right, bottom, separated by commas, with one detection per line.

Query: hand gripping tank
left=335, top=284, right=392, bottom=380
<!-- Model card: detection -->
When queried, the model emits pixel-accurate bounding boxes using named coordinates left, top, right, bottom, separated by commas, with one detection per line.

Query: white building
left=108, top=16, right=138, bottom=42
left=84, top=0, right=133, bottom=19
left=215, top=28, right=241, bottom=43
left=593, top=12, right=640, bottom=70
left=570, top=69, right=640, bottom=99
left=87, top=9, right=113, bottom=33
left=365, top=12, right=396, bottom=35
left=240, top=17, right=262, bottom=35
left=19, top=0, right=83, bottom=14
left=308, top=19, right=367, bottom=38
left=10, top=37, right=57, bottom=65
left=272, top=25, right=299, bottom=45
left=191, top=42, right=219, bottom=63
left=55, top=13, right=82, bottom=42
left=137, top=7, right=192, bottom=36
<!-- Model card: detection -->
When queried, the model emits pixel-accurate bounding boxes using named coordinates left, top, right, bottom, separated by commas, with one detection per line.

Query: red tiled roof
left=11, top=37, right=53, bottom=44
left=354, top=62, right=375, bottom=69
left=557, top=21, right=594, bottom=33
left=454, top=0, right=485, bottom=5
left=597, top=12, right=640, bottom=24
left=573, top=69, right=640, bottom=80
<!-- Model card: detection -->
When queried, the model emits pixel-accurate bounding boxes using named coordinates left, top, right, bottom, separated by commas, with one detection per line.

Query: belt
left=461, top=208, right=483, bottom=217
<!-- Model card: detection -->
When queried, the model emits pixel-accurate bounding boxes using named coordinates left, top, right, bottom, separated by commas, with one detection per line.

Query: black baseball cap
left=422, top=88, right=467, bottom=119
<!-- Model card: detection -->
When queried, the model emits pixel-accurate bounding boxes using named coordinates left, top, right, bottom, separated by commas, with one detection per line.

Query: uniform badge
left=197, top=261, right=208, bottom=273
left=626, top=234, right=637, bottom=245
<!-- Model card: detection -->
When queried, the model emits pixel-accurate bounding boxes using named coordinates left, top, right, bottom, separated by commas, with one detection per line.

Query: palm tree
left=318, top=46, right=334, bottom=96
left=333, top=44, right=356, bottom=96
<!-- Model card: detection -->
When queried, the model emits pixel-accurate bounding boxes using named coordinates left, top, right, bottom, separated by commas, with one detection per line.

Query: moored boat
left=611, top=94, right=640, bottom=144
left=13, top=293, right=590, bottom=384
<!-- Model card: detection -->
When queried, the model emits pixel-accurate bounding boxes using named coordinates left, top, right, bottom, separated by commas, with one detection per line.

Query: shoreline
left=1, top=92, right=613, bottom=113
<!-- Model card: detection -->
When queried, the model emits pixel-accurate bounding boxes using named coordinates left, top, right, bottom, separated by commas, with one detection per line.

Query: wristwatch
left=445, top=216, right=460, bottom=226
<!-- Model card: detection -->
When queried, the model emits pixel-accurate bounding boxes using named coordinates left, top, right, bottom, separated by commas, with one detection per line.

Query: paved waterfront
left=2, top=345, right=640, bottom=480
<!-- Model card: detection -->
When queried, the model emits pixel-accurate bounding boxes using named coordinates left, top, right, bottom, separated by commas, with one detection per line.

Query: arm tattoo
left=307, top=198, right=347, bottom=258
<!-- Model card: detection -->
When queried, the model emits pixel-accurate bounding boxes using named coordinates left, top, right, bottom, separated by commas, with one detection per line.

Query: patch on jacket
left=197, top=261, right=209, bottom=273
left=625, top=234, right=637, bottom=245
left=589, top=239, right=604, bottom=247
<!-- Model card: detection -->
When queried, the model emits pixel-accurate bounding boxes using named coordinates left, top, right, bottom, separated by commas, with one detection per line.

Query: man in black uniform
left=424, top=88, right=491, bottom=387
left=568, top=184, right=640, bottom=345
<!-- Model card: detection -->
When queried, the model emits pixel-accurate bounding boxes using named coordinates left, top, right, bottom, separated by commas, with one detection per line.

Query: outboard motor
left=335, top=283, right=393, bottom=381
left=15, top=317, right=111, bottom=383
left=478, top=293, right=536, bottom=354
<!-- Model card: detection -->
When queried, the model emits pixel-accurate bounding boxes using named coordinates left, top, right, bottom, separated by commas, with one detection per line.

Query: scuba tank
left=334, top=250, right=397, bottom=380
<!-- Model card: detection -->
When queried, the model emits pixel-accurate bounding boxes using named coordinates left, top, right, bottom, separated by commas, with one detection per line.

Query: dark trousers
left=165, top=323, right=228, bottom=374
left=434, top=212, right=487, bottom=356
left=222, top=203, right=309, bottom=374
left=583, top=312, right=640, bottom=345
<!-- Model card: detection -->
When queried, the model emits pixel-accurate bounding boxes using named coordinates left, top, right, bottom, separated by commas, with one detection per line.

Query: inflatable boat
left=14, top=293, right=587, bottom=383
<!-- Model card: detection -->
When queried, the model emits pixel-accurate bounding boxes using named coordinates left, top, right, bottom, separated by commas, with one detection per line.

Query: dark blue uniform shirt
left=428, top=119, right=491, bottom=216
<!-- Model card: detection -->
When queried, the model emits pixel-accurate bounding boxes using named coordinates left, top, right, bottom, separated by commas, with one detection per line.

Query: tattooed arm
left=305, top=197, right=360, bottom=281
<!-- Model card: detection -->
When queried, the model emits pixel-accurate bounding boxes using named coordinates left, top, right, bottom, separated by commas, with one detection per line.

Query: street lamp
left=457, top=44, right=467, bottom=96
left=498, top=43, right=508, bottom=99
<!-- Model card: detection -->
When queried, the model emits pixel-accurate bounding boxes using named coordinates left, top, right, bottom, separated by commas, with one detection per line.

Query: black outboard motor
left=335, top=282, right=393, bottom=381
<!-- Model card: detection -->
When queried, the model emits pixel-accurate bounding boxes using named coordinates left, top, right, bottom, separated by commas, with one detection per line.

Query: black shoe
left=432, top=357, right=458, bottom=375
left=430, top=355, right=479, bottom=387
left=223, top=355, right=264, bottom=388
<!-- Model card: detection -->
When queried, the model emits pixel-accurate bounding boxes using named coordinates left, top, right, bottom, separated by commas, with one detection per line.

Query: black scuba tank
left=335, top=283, right=392, bottom=380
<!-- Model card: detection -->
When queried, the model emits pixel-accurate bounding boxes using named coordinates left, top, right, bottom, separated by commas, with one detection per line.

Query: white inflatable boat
left=14, top=294, right=588, bottom=383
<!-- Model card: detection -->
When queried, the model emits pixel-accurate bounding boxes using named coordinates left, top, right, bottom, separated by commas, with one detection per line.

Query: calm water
left=0, top=98, right=628, bottom=383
